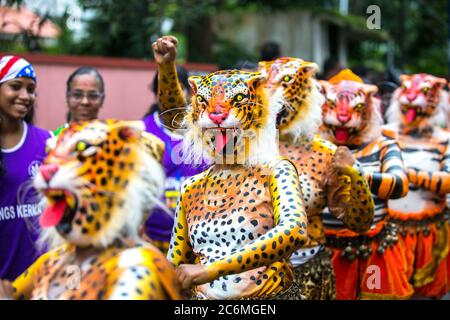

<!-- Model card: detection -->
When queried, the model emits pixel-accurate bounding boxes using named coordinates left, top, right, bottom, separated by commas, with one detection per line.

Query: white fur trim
left=282, top=79, right=324, bottom=141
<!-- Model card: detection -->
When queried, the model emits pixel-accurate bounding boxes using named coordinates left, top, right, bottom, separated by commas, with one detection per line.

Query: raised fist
left=152, top=35, right=179, bottom=65
left=332, top=146, right=355, bottom=171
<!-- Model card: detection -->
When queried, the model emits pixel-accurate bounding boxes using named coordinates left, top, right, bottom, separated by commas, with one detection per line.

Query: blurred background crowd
left=0, top=0, right=447, bottom=129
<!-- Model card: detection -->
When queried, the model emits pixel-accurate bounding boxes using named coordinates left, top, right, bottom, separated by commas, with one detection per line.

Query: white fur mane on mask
left=282, top=78, right=324, bottom=142
left=386, top=88, right=447, bottom=125
left=357, top=96, right=384, bottom=144
left=430, top=90, right=449, bottom=128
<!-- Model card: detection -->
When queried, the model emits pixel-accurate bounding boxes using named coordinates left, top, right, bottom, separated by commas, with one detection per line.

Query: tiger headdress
left=182, top=69, right=282, bottom=166
left=386, top=73, right=448, bottom=130
left=257, top=57, right=324, bottom=141
left=36, top=120, right=165, bottom=248
left=12, top=120, right=181, bottom=300
left=320, top=70, right=383, bottom=147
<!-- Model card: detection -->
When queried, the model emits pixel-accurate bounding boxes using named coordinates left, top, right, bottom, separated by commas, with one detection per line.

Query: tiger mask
left=34, top=120, right=165, bottom=248
left=183, top=70, right=282, bottom=166
left=386, top=73, right=447, bottom=127
left=258, top=57, right=324, bottom=140
left=321, top=75, right=382, bottom=146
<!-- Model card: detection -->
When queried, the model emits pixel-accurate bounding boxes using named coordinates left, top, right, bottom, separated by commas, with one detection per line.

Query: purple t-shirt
left=0, top=122, right=51, bottom=280
left=143, top=113, right=208, bottom=242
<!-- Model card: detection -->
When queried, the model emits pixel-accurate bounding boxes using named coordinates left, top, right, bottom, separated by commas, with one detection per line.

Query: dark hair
left=320, top=57, right=342, bottom=80
left=260, top=41, right=281, bottom=61
left=66, top=66, right=105, bottom=95
left=323, top=57, right=339, bottom=72
left=145, top=65, right=190, bottom=117
left=0, top=83, right=35, bottom=177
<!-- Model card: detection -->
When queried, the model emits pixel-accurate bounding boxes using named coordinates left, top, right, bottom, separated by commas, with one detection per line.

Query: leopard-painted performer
left=258, top=58, right=375, bottom=300
left=167, top=70, right=309, bottom=300
left=385, top=73, right=450, bottom=298
left=9, top=120, right=182, bottom=300
left=143, top=35, right=209, bottom=256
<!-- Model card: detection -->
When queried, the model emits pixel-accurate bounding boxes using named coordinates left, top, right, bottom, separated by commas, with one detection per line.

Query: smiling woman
left=0, top=56, right=53, bottom=281
left=54, top=66, right=105, bottom=136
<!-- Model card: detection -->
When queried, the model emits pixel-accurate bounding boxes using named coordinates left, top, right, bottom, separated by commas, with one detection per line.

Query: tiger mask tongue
left=40, top=200, right=67, bottom=227
left=405, top=108, right=417, bottom=124
left=213, top=129, right=237, bottom=155
left=215, top=130, right=228, bottom=153
left=335, top=128, right=349, bottom=144
left=39, top=191, right=78, bottom=227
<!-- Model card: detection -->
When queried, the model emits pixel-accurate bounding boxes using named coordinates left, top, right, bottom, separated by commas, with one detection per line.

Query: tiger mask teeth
left=44, top=189, right=77, bottom=209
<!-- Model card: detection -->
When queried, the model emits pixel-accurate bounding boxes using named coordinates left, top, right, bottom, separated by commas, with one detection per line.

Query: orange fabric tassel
left=330, top=248, right=360, bottom=300
left=359, top=238, right=413, bottom=299
left=388, top=204, right=446, bottom=221
left=328, top=221, right=413, bottom=300
left=401, top=230, right=417, bottom=279
left=401, top=221, right=450, bottom=298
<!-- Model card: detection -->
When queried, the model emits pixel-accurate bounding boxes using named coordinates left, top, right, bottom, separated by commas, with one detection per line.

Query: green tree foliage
left=0, top=0, right=23, bottom=7
left=349, top=0, right=448, bottom=76
left=70, top=0, right=342, bottom=63
left=2, top=0, right=446, bottom=75
left=75, top=0, right=155, bottom=58
left=0, top=0, right=55, bottom=52
left=44, top=9, right=77, bottom=55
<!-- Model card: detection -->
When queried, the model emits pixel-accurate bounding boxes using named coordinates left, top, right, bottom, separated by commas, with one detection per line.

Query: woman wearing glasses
left=54, top=67, right=105, bottom=135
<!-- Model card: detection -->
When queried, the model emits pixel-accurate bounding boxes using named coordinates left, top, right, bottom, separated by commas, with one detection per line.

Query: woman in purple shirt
left=0, top=56, right=52, bottom=281
left=143, top=37, right=208, bottom=254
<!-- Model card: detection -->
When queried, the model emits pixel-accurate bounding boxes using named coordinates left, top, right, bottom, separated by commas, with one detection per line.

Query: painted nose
left=40, top=164, right=59, bottom=183
left=407, top=92, right=417, bottom=103
left=208, top=112, right=229, bottom=125
left=337, top=113, right=350, bottom=123
left=208, top=104, right=229, bottom=125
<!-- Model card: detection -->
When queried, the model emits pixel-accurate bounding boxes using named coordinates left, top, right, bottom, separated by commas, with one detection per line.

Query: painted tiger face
left=321, top=80, right=379, bottom=145
left=397, top=73, right=447, bottom=126
left=185, top=70, right=280, bottom=165
left=34, top=120, right=165, bottom=248
left=258, top=57, right=323, bottom=137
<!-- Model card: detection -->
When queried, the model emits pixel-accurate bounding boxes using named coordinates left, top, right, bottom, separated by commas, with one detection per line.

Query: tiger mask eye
left=354, top=103, right=365, bottom=111
left=282, top=75, right=292, bottom=83
left=197, top=95, right=205, bottom=103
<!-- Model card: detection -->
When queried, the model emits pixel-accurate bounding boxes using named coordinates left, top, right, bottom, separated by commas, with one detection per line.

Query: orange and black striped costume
left=385, top=123, right=450, bottom=298
left=323, top=131, right=413, bottom=299
left=385, top=73, right=450, bottom=298
left=321, top=70, right=412, bottom=299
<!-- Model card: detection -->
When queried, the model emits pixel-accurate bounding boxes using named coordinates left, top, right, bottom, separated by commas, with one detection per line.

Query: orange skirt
left=393, top=215, right=449, bottom=298
left=326, top=220, right=413, bottom=300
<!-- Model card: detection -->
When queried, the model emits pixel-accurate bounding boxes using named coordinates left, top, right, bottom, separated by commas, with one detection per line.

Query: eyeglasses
left=67, top=91, right=104, bottom=103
